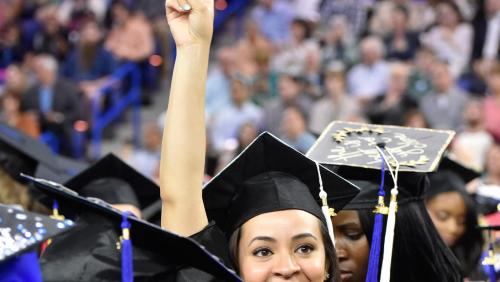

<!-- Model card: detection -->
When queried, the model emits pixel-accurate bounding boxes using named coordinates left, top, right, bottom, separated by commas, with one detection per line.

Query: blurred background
left=0, top=0, right=499, bottom=186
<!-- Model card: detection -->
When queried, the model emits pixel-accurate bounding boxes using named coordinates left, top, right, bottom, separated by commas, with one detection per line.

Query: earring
left=324, top=273, right=330, bottom=280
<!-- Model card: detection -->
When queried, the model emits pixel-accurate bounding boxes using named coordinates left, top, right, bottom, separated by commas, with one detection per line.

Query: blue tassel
left=487, top=241, right=497, bottom=282
left=121, top=212, right=133, bottom=282
left=366, top=154, right=386, bottom=282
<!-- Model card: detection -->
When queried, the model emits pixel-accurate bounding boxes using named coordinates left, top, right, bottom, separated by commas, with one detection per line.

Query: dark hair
left=229, top=217, right=340, bottom=281
left=357, top=200, right=462, bottom=282
left=425, top=188, right=484, bottom=277
left=291, top=18, right=313, bottom=39
left=393, top=4, right=410, bottom=19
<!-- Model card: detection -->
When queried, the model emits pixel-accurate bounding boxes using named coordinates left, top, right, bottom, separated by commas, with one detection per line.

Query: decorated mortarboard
left=21, top=174, right=242, bottom=282
left=307, top=121, right=455, bottom=282
left=64, top=153, right=160, bottom=221
left=0, top=204, right=74, bottom=282
left=0, top=123, right=58, bottom=182
left=203, top=132, right=360, bottom=243
left=307, top=121, right=454, bottom=172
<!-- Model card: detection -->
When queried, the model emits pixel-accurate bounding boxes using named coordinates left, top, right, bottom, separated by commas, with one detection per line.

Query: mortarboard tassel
left=366, top=148, right=388, bottom=282
left=42, top=200, right=65, bottom=252
left=483, top=230, right=497, bottom=282
left=379, top=149, right=400, bottom=282
left=316, top=162, right=336, bottom=246
left=120, top=212, right=133, bottom=282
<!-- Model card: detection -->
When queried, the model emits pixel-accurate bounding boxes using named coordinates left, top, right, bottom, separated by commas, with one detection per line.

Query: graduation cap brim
left=438, top=155, right=482, bottom=184
left=64, top=154, right=159, bottom=211
left=21, top=174, right=241, bottom=282
left=307, top=121, right=455, bottom=173
left=203, top=132, right=360, bottom=232
left=0, top=203, right=74, bottom=262
left=477, top=225, right=500, bottom=231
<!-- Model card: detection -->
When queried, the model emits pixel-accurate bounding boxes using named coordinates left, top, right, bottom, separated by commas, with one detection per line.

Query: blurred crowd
left=1, top=0, right=500, bottom=190
left=0, top=0, right=167, bottom=171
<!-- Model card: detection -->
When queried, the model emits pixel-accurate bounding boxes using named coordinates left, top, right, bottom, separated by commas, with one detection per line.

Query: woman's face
left=332, top=210, right=369, bottom=282
left=426, top=191, right=466, bottom=247
left=238, top=210, right=328, bottom=282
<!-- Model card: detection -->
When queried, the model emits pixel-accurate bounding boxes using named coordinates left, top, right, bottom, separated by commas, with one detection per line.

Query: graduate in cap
left=159, top=1, right=360, bottom=281
left=307, top=121, right=462, bottom=282
left=0, top=123, right=55, bottom=213
left=0, top=203, right=74, bottom=281
left=426, top=156, right=484, bottom=279
left=63, top=153, right=161, bottom=221
left=22, top=174, right=241, bottom=282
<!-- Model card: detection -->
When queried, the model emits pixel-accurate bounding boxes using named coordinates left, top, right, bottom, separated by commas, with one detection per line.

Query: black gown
left=40, top=214, right=234, bottom=282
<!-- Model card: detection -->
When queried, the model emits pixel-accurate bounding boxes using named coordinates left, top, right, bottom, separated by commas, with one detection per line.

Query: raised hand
left=165, top=0, right=214, bottom=48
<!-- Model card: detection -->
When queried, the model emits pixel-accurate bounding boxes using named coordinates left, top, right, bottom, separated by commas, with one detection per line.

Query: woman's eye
left=253, top=248, right=273, bottom=257
left=345, top=231, right=363, bottom=240
left=296, top=244, right=314, bottom=254
left=436, top=211, right=449, bottom=221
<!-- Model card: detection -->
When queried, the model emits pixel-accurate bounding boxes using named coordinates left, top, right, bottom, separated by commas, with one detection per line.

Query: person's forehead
left=241, top=210, right=322, bottom=237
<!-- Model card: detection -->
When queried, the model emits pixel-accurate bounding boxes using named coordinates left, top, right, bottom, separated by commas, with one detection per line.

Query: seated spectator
left=406, top=47, right=436, bottom=101
left=264, top=72, right=312, bottom=135
left=366, top=62, right=418, bottom=125
left=205, top=47, right=237, bottom=120
left=209, top=74, right=264, bottom=153
left=234, top=19, right=274, bottom=74
left=57, top=0, right=108, bottom=28
left=252, top=52, right=279, bottom=106
left=458, top=58, right=493, bottom=96
left=420, top=2, right=473, bottom=77
left=20, top=54, right=82, bottom=156
left=309, top=62, right=359, bottom=134
left=469, top=143, right=500, bottom=215
left=105, top=2, right=153, bottom=62
left=290, top=0, right=321, bottom=22
left=471, top=0, right=500, bottom=61
left=62, top=18, right=116, bottom=97
left=484, top=62, right=500, bottom=142
left=319, top=16, right=357, bottom=70
left=250, top=0, right=294, bottom=46
left=347, top=36, right=390, bottom=103
left=272, top=18, right=320, bottom=77
left=402, top=109, right=429, bottom=128
left=384, top=4, right=420, bottom=61
left=215, top=122, right=259, bottom=174
left=369, top=0, right=431, bottom=36
left=318, top=0, right=371, bottom=39
left=280, top=106, right=316, bottom=154
left=124, top=122, right=161, bottom=180
left=0, top=21, right=26, bottom=68
left=420, top=60, right=469, bottom=131
left=32, top=4, right=70, bottom=62
left=454, top=99, right=494, bottom=170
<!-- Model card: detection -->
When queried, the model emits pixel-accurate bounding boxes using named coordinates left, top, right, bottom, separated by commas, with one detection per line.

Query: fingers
left=176, top=0, right=192, bottom=11
left=165, top=0, right=185, bottom=14
left=185, top=0, right=213, bottom=13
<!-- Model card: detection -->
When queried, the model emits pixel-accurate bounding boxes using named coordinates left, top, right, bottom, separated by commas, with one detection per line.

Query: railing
left=90, top=62, right=142, bottom=159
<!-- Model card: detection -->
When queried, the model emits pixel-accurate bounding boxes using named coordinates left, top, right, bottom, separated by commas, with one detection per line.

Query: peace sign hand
left=165, top=0, right=214, bottom=48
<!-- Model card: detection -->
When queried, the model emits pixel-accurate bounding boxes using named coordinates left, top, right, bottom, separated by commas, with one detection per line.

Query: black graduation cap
left=21, top=174, right=242, bottom=282
left=35, top=155, right=89, bottom=184
left=64, top=153, right=160, bottom=219
left=427, top=155, right=482, bottom=200
left=202, top=132, right=360, bottom=237
left=0, top=123, right=57, bottom=182
left=307, top=121, right=455, bottom=173
left=0, top=203, right=74, bottom=263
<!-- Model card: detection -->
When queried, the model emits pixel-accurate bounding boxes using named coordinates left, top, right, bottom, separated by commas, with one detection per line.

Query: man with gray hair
left=20, top=54, right=82, bottom=156
left=347, top=36, right=390, bottom=104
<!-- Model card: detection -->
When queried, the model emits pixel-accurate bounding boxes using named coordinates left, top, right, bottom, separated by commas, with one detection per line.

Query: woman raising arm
left=160, top=0, right=213, bottom=236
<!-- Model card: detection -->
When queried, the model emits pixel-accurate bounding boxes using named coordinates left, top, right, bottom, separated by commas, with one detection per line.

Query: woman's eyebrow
left=292, top=233, right=318, bottom=241
left=248, top=236, right=276, bottom=247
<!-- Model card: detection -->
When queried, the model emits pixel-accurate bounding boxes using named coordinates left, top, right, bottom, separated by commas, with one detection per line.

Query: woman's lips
left=340, top=271, right=353, bottom=281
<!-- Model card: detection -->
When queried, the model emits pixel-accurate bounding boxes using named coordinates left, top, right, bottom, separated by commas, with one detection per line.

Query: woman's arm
left=159, top=0, right=214, bottom=236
